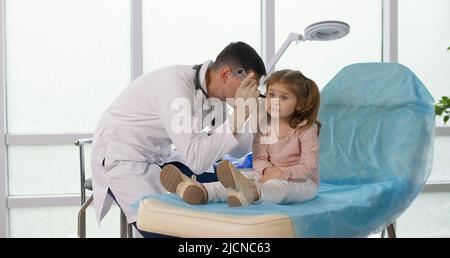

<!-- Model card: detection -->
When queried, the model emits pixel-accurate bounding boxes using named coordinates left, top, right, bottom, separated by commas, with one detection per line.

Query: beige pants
left=203, top=171, right=318, bottom=204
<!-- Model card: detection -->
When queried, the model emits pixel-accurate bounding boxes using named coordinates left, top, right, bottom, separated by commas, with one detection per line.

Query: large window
left=396, top=0, right=450, bottom=237
left=4, top=0, right=131, bottom=237
left=142, top=0, right=261, bottom=72
left=6, top=0, right=131, bottom=133
left=7, top=145, right=91, bottom=195
left=397, top=191, right=450, bottom=237
left=9, top=205, right=122, bottom=238
left=5, top=0, right=130, bottom=193
left=275, top=0, right=382, bottom=89
left=397, top=0, right=450, bottom=183
left=398, top=0, right=450, bottom=127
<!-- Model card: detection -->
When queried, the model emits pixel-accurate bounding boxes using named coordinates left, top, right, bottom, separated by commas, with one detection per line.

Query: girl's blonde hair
left=265, top=69, right=321, bottom=135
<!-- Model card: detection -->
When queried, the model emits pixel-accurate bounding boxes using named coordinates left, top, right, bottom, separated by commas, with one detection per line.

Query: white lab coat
left=91, top=60, right=252, bottom=223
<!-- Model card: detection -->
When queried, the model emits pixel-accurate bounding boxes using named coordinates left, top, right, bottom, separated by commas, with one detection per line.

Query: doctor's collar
left=195, top=60, right=213, bottom=98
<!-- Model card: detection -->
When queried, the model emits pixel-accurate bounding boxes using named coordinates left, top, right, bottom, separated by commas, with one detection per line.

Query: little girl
left=159, top=69, right=321, bottom=206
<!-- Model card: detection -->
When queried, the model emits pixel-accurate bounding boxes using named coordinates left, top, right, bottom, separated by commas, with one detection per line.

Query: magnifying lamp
left=258, top=20, right=350, bottom=97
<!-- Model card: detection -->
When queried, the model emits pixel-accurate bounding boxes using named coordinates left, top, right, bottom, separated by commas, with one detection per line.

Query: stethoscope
left=193, top=64, right=209, bottom=99
left=193, top=64, right=216, bottom=133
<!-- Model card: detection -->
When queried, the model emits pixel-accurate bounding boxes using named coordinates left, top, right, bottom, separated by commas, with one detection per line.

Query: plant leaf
left=444, top=116, right=449, bottom=125
left=435, top=105, right=443, bottom=115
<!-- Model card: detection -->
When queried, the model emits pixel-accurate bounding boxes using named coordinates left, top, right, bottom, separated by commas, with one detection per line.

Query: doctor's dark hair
left=211, top=42, right=266, bottom=77
left=265, top=69, right=321, bottom=136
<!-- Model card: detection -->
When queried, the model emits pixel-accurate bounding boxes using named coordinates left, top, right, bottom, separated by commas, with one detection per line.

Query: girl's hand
left=261, top=167, right=284, bottom=183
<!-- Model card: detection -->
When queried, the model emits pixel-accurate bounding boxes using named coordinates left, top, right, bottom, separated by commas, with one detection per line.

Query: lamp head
left=259, top=20, right=351, bottom=98
left=303, top=20, right=350, bottom=41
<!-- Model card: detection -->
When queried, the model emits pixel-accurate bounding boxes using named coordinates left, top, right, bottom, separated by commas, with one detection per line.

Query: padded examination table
left=136, top=180, right=410, bottom=237
left=136, top=62, right=435, bottom=237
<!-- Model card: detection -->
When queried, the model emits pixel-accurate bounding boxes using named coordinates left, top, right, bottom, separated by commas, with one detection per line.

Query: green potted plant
left=434, top=46, right=450, bottom=124
left=435, top=96, right=449, bottom=124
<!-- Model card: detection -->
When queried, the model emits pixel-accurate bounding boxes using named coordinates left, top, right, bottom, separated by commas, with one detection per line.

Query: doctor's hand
left=234, top=72, right=260, bottom=101
left=230, top=72, right=260, bottom=135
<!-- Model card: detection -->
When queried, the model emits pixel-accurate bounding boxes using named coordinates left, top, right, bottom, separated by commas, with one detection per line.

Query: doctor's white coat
left=91, top=60, right=252, bottom=223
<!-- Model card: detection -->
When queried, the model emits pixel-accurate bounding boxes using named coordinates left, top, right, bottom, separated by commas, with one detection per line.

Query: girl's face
left=266, top=83, right=298, bottom=120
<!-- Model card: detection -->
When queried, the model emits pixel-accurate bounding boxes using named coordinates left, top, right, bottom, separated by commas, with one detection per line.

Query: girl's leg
left=260, top=179, right=317, bottom=204
left=259, top=179, right=289, bottom=204
left=203, top=182, right=228, bottom=202
left=283, top=179, right=317, bottom=203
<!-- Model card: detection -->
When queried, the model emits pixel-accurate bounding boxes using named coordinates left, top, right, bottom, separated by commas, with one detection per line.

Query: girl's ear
left=296, top=101, right=304, bottom=111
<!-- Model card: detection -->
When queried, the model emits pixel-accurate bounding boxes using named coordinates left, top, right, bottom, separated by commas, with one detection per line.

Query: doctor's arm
left=226, top=75, right=261, bottom=158
left=226, top=122, right=253, bottom=158
left=150, top=76, right=240, bottom=174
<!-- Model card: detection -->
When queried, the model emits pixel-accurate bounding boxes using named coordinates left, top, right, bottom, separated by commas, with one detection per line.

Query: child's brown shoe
left=160, top=164, right=208, bottom=205
left=216, top=160, right=259, bottom=207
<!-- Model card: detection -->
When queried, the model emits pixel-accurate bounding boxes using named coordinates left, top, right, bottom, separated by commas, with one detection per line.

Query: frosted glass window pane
left=9, top=205, right=121, bottom=238
left=142, top=0, right=261, bottom=72
left=5, top=0, right=131, bottom=133
left=428, top=136, right=450, bottom=183
left=275, top=0, right=382, bottom=89
left=398, top=0, right=450, bottom=127
left=397, top=192, right=450, bottom=237
left=8, top=145, right=91, bottom=196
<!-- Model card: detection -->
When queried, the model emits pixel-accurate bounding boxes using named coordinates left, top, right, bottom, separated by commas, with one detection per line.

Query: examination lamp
left=234, top=21, right=350, bottom=98
left=265, top=20, right=350, bottom=76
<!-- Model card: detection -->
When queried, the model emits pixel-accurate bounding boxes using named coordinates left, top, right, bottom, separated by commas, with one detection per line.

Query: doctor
left=91, top=42, right=266, bottom=232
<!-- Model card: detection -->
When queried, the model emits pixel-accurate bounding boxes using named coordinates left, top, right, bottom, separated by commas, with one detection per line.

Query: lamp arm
left=265, top=32, right=303, bottom=76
